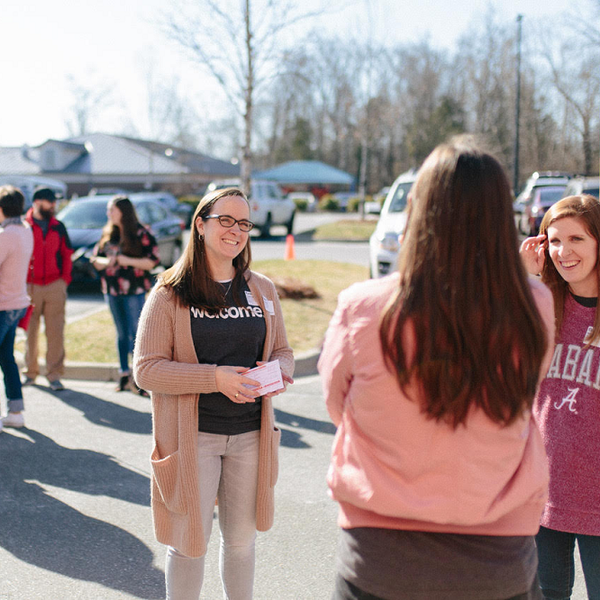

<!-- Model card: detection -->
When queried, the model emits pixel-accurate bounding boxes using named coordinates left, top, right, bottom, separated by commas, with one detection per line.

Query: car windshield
left=389, top=182, right=413, bottom=213
left=583, top=187, right=600, bottom=198
left=537, top=186, right=567, bottom=206
left=58, top=202, right=107, bottom=229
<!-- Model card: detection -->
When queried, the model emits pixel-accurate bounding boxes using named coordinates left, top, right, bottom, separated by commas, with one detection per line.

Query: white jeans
left=166, top=430, right=260, bottom=600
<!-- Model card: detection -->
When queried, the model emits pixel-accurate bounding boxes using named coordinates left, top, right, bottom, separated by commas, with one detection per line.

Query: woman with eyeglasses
left=90, top=195, right=159, bottom=396
left=133, top=187, right=294, bottom=600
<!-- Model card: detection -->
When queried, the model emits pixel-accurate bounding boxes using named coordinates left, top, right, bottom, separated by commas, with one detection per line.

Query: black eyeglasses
left=204, top=214, right=255, bottom=232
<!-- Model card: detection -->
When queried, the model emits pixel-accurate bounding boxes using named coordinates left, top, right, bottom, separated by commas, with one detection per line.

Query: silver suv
left=206, top=179, right=296, bottom=237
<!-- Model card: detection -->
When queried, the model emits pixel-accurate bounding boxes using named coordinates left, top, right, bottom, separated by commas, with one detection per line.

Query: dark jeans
left=536, top=525, right=600, bottom=600
left=333, top=574, right=543, bottom=600
left=106, top=293, right=146, bottom=374
left=0, top=307, right=27, bottom=412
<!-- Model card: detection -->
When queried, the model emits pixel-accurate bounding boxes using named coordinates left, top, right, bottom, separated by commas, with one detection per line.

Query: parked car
left=374, top=186, right=390, bottom=203
left=562, top=176, right=600, bottom=199
left=366, top=187, right=391, bottom=215
left=57, top=196, right=185, bottom=283
left=130, top=191, right=193, bottom=228
left=519, top=185, right=567, bottom=235
left=369, top=170, right=417, bottom=278
left=0, top=175, right=67, bottom=211
left=206, top=179, right=296, bottom=237
left=331, top=191, right=356, bottom=211
left=513, top=171, right=570, bottom=232
left=89, top=189, right=194, bottom=228
left=287, top=191, right=317, bottom=212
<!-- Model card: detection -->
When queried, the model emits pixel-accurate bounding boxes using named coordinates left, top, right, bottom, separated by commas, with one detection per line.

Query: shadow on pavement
left=0, top=429, right=163, bottom=598
left=48, top=387, right=152, bottom=435
left=275, top=408, right=336, bottom=449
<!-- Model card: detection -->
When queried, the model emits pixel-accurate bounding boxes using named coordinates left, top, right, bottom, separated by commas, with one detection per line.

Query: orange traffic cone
left=284, top=234, right=296, bottom=260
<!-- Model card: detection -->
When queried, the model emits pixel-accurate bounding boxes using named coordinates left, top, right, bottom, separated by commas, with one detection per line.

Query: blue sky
left=1, top=0, right=578, bottom=149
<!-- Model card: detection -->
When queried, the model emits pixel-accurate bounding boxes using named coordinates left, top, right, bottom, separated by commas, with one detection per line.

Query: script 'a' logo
left=553, top=388, right=579, bottom=414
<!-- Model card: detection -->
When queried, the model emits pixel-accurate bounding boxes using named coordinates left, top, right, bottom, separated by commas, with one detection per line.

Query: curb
left=16, top=349, right=321, bottom=382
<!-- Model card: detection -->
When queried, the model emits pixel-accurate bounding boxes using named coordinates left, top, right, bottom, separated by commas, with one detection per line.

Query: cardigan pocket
left=270, top=427, right=281, bottom=487
left=151, top=445, right=187, bottom=515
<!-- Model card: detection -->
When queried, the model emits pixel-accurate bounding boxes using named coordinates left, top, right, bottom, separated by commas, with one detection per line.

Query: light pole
left=513, top=14, right=523, bottom=193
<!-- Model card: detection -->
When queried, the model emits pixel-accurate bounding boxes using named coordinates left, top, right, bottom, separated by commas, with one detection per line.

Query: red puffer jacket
left=25, top=208, right=73, bottom=286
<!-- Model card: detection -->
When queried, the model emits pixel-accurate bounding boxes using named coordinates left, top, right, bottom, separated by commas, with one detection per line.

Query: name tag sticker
left=584, top=326, right=600, bottom=347
left=263, top=297, right=275, bottom=315
left=245, top=291, right=258, bottom=306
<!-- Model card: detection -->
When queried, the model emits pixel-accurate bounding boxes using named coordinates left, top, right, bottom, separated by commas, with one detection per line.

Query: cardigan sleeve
left=318, top=288, right=354, bottom=426
left=263, top=277, right=294, bottom=379
left=133, top=286, right=219, bottom=395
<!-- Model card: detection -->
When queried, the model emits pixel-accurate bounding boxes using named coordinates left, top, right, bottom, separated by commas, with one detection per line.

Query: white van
left=206, top=179, right=296, bottom=237
left=0, top=175, right=67, bottom=211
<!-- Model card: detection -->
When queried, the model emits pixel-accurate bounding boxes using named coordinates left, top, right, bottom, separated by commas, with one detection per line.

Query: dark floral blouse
left=93, top=225, right=160, bottom=297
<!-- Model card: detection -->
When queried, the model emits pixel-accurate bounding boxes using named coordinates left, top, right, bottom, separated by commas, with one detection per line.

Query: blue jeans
left=105, top=293, right=146, bottom=374
left=0, top=307, right=27, bottom=412
left=536, top=525, right=600, bottom=599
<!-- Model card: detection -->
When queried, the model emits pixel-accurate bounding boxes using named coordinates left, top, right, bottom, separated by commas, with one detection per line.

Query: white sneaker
left=3, top=412, right=25, bottom=428
left=0, top=419, right=3, bottom=433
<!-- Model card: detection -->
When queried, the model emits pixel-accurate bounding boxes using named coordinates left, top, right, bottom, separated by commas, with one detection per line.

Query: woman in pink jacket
left=319, top=138, right=555, bottom=600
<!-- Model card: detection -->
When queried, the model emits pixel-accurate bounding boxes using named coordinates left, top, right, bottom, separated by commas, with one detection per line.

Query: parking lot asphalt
left=0, top=374, right=339, bottom=599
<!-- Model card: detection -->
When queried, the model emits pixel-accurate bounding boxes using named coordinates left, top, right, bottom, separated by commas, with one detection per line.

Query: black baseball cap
left=32, top=187, right=59, bottom=202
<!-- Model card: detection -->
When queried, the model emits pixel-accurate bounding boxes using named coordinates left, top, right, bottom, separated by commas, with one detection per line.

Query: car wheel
left=286, top=211, right=296, bottom=235
left=259, top=213, right=272, bottom=238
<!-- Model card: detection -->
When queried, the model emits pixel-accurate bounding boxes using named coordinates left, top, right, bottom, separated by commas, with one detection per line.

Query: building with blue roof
left=254, top=160, right=354, bottom=189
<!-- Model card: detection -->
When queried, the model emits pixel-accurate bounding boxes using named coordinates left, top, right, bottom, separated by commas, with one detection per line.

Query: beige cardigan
left=133, top=270, right=294, bottom=558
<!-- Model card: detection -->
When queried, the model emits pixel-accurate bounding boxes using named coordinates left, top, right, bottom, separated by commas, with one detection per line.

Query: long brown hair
left=98, top=196, right=144, bottom=257
left=379, top=137, right=548, bottom=427
left=539, top=194, right=600, bottom=342
left=157, top=187, right=252, bottom=309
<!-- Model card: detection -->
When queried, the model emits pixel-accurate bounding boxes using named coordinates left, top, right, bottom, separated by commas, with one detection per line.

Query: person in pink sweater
left=133, top=187, right=293, bottom=600
left=520, top=194, right=600, bottom=600
left=0, top=185, right=33, bottom=432
left=319, top=138, right=555, bottom=600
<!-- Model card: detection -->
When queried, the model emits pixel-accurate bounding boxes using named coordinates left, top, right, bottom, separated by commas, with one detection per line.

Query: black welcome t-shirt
left=191, top=279, right=266, bottom=435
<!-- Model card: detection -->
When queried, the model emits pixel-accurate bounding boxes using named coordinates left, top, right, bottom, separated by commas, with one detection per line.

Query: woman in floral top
left=91, top=196, right=159, bottom=394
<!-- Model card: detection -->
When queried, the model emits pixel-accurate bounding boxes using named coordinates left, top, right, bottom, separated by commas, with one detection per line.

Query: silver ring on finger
left=235, top=392, right=239, bottom=399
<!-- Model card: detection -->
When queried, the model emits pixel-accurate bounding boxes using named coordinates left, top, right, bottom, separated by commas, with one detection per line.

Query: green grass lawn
left=17, top=259, right=369, bottom=363
left=312, top=218, right=376, bottom=241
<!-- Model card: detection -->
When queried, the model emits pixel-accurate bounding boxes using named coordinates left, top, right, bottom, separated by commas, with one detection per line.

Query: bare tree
left=565, top=0, right=600, bottom=45
left=539, top=26, right=600, bottom=174
left=140, top=54, right=203, bottom=149
left=162, top=0, right=322, bottom=193
left=64, top=73, right=112, bottom=136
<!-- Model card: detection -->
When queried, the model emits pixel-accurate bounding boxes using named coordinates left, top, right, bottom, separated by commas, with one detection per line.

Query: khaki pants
left=25, top=279, right=67, bottom=382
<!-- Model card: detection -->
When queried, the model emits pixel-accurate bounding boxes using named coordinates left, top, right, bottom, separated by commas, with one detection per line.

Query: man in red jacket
left=23, top=187, right=72, bottom=391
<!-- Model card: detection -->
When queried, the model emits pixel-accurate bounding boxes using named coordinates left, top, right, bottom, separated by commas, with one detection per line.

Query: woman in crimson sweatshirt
left=521, top=194, right=600, bottom=600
